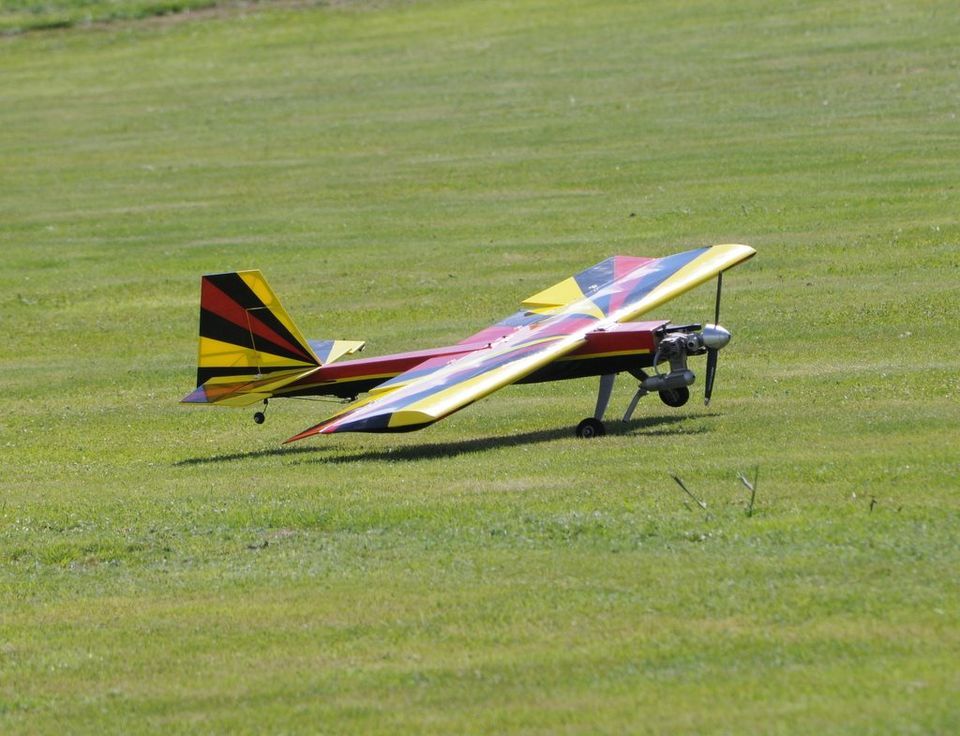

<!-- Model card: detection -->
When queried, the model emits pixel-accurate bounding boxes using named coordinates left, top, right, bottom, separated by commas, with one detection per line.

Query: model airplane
left=182, top=244, right=755, bottom=442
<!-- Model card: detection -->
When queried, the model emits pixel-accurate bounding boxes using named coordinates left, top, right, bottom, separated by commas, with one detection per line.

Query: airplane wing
left=285, top=244, right=755, bottom=441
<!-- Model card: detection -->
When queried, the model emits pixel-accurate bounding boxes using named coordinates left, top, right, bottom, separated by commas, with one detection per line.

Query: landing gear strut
left=576, top=373, right=615, bottom=439
left=625, top=377, right=693, bottom=418
left=623, top=370, right=650, bottom=422
left=253, top=399, right=268, bottom=424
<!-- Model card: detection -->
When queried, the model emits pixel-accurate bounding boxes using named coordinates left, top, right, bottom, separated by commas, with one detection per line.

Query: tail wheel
left=576, top=418, right=606, bottom=439
left=253, top=412, right=266, bottom=424
left=659, top=386, right=690, bottom=408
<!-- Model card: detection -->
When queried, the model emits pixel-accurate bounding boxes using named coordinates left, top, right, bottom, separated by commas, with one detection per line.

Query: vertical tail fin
left=183, top=270, right=367, bottom=407
left=182, top=271, right=320, bottom=405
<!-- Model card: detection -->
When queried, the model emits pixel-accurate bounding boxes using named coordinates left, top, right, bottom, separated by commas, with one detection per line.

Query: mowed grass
left=2, top=0, right=959, bottom=732
left=0, top=0, right=221, bottom=33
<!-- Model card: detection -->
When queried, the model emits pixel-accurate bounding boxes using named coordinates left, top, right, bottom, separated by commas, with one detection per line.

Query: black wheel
left=658, top=386, right=690, bottom=408
left=576, top=417, right=606, bottom=439
left=253, top=411, right=266, bottom=424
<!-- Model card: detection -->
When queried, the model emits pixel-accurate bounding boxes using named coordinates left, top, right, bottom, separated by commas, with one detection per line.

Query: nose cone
left=702, top=324, right=731, bottom=350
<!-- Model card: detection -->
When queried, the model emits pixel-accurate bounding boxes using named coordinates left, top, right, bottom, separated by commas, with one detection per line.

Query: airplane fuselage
left=279, top=320, right=670, bottom=400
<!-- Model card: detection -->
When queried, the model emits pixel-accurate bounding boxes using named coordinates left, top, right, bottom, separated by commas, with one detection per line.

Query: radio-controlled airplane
left=182, top=243, right=755, bottom=442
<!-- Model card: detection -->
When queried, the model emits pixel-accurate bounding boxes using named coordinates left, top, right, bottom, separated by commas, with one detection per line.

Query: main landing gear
left=575, top=370, right=693, bottom=439
left=576, top=373, right=615, bottom=439
left=253, top=399, right=268, bottom=424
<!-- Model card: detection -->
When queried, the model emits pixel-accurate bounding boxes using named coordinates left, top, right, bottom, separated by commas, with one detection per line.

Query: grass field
left=2, top=0, right=959, bottom=732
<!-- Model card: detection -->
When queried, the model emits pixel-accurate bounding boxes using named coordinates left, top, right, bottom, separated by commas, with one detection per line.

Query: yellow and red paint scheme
left=261, top=321, right=665, bottom=401
left=182, top=244, right=756, bottom=441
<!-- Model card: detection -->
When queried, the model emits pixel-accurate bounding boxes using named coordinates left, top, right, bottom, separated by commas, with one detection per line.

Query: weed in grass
left=738, top=466, right=760, bottom=518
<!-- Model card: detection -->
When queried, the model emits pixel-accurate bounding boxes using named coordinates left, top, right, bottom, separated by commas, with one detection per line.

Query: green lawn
left=2, top=0, right=959, bottom=732
left=0, top=0, right=220, bottom=33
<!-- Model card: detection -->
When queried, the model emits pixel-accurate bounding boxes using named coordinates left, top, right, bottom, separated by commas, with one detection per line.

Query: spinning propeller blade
left=705, top=272, right=722, bottom=406
left=704, top=347, right=718, bottom=406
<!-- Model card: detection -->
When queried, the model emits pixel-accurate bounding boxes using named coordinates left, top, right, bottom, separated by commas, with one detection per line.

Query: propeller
left=703, top=272, right=724, bottom=406
left=704, top=343, right=719, bottom=406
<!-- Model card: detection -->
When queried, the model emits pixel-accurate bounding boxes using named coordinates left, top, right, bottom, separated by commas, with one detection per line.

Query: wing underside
left=286, top=244, right=755, bottom=441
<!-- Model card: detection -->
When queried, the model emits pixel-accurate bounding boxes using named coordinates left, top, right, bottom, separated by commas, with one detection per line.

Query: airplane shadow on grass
left=316, top=414, right=713, bottom=465
left=174, top=413, right=714, bottom=467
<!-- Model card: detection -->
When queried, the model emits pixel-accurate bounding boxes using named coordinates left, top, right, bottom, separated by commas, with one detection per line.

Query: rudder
left=194, top=270, right=319, bottom=387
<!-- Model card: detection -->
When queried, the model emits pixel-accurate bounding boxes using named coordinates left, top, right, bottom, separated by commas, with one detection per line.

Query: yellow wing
left=286, top=244, right=755, bottom=440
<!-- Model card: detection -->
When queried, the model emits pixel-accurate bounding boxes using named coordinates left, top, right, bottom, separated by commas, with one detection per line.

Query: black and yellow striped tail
left=182, top=270, right=320, bottom=407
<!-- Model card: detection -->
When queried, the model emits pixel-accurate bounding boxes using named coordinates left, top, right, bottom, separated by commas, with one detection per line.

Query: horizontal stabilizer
left=182, top=366, right=320, bottom=407
left=308, top=339, right=366, bottom=365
